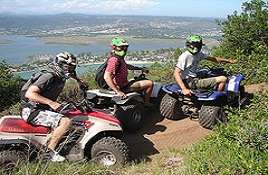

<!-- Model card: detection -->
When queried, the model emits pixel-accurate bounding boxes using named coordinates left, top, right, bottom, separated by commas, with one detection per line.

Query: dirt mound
left=245, top=82, right=268, bottom=94
left=124, top=111, right=210, bottom=160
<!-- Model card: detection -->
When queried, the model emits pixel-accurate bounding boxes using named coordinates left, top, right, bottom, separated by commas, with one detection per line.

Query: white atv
left=87, top=69, right=164, bottom=133
left=0, top=93, right=129, bottom=173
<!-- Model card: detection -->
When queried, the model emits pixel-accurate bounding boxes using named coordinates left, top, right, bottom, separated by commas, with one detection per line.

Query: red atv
left=0, top=97, right=129, bottom=173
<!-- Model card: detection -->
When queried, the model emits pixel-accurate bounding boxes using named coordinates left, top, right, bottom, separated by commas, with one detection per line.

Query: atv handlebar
left=133, top=67, right=149, bottom=80
left=196, top=66, right=227, bottom=78
left=56, top=103, right=76, bottom=114
left=57, top=99, right=93, bottom=114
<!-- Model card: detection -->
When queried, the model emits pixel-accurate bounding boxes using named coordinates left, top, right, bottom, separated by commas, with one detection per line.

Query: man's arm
left=104, top=72, right=126, bottom=97
left=25, top=85, right=61, bottom=110
left=174, top=67, right=191, bottom=96
left=206, top=56, right=236, bottom=64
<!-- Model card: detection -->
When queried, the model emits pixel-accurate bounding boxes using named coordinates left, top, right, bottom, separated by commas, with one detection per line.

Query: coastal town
left=1, top=14, right=221, bottom=73
left=0, top=14, right=222, bottom=39
left=8, top=48, right=175, bottom=73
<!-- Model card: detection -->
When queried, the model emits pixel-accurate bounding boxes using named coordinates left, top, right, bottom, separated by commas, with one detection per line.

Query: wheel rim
left=95, top=151, right=117, bottom=166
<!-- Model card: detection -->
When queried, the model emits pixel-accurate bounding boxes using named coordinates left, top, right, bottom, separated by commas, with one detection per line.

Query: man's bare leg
left=48, top=117, right=72, bottom=150
left=130, top=80, right=153, bottom=103
left=215, top=76, right=227, bottom=91
left=218, top=82, right=225, bottom=91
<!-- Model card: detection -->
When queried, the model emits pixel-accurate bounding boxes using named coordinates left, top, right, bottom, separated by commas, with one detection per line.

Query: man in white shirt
left=174, top=34, right=236, bottom=96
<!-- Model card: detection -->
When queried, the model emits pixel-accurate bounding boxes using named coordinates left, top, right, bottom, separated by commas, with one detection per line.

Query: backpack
left=20, top=70, right=56, bottom=104
left=95, top=57, right=121, bottom=89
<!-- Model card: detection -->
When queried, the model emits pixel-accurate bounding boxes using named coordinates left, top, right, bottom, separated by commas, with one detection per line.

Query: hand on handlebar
left=182, top=88, right=192, bottom=96
left=49, top=101, right=61, bottom=111
left=54, top=102, right=79, bottom=114
left=79, top=80, right=89, bottom=91
left=116, top=90, right=127, bottom=99
left=141, top=67, right=149, bottom=74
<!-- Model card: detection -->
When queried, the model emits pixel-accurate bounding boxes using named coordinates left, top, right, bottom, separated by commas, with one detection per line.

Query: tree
left=219, top=0, right=268, bottom=55
left=170, top=48, right=182, bottom=61
left=0, top=61, right=22, bottom=111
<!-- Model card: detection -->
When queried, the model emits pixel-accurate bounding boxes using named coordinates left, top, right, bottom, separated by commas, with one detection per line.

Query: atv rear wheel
left=0, top=150, right=27, bottom=174
left=199, top=105, right=227, bottom=129
left=160, top=94, right=183, bottom=120
left=115, top=104, right=145, bottom=132
left=91, top=137, right=129, bottom=166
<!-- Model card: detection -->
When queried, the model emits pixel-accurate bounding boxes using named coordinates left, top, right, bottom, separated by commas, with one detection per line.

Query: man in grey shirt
left=174, top=35, right=236, bottom=96
left=21, top=52, right=86, bottom=161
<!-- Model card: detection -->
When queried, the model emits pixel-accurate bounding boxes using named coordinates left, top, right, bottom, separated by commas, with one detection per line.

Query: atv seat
left=0, top=117, right=50, bottom=134
left=87, top=89, right=140, bottom=98
left=99, top=89, right=116, bottom=94
left=87, top=89, right=116, bottom=98
left=163, top=83, right=215, bottom=98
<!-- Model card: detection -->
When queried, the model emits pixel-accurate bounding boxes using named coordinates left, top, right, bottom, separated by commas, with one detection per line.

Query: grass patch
left=7, top=149, right=186, bottom=175
left=183, top=92, right=268, bottom=175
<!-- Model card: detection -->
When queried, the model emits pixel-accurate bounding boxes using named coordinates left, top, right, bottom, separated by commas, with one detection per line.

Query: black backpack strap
left=114, top=57, right=121, bottom=75
left=95, top=56, right=122, bottom=89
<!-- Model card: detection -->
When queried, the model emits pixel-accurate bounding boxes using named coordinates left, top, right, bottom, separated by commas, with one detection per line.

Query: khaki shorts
left=22, top=107, right=63, bottom=128
left=121, top=80, right=141, bottom=93
left=188, top=77, right=218, bottom=90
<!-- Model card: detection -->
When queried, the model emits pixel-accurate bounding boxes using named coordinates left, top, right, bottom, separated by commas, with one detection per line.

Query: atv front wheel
left=0, top=150, right=27, bottom=174
left=160, top=94, right=183, bottom=120
left=199, top=105, right=227, bottom=129
left=115, top=104, right=145, bottom=132
left=91, top=137, right=129, bottom=166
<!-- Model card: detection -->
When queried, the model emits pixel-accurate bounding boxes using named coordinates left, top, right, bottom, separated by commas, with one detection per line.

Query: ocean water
left=17, top=63, right=100, bottom=79
left=17, top=63, right=152, bottom=80
left=0, top=35, right=182, bottom=64
left=0, top=35, right=106, bottom=64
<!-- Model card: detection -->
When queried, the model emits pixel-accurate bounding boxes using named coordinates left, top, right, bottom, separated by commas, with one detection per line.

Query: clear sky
left=0, top=0, right=247, bottom=18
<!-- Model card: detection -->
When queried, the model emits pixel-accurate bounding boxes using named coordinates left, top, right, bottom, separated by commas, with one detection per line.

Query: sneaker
left=49, top=150, right=66, bottom=162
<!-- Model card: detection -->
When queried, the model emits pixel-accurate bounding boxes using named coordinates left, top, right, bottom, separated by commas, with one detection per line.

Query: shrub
left=184, top=93, right=268, bottom=175
left=219, top=0, right=268, bottom=55
left=0, top=61, right=22, bottom=111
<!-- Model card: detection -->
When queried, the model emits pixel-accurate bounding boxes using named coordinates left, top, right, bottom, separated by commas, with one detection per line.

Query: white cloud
left=0, top=0, right=159, bottom=14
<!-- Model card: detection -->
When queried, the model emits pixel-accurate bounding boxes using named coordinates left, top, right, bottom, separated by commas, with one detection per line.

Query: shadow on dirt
left=123, top=108, right=167, bottom=163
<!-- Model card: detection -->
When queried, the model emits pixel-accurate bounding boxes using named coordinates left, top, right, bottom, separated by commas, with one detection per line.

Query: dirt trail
left=244, top=82, right=268, bottom=94
left=124, top=83, right=268, bottom=160
left=124, top=112, right=211, bottom=160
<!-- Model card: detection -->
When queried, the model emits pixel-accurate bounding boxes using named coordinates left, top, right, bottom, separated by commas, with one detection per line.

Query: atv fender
left=162, top=83, right=182, bottom=96
left=197, top=91, right=226, bottom=101
left=226, top=74, right=245, bottom=93
left=112, top=92, right=143, bottom=105
left=86, top=92, right=97, bottom=100
left=87, top=89, right=116, bottom=98
left=0, top=136, right=32, bottom=150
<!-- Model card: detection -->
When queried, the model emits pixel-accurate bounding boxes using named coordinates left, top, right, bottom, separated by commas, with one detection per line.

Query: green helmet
left=111, top=37, right=129, bottom=57
left=186, top=34, right=204, bottom=54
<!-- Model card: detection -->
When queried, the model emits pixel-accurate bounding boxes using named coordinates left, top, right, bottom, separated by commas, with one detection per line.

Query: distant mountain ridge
left=0, top=14, right=223, bottom=39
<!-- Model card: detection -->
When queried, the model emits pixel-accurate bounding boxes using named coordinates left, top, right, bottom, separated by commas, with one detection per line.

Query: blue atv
left=159, top=67, right=246, bottom=129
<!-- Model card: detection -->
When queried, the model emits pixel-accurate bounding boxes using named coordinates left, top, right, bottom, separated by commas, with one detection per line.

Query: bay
left=0, top=35, right=182, bottom=65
